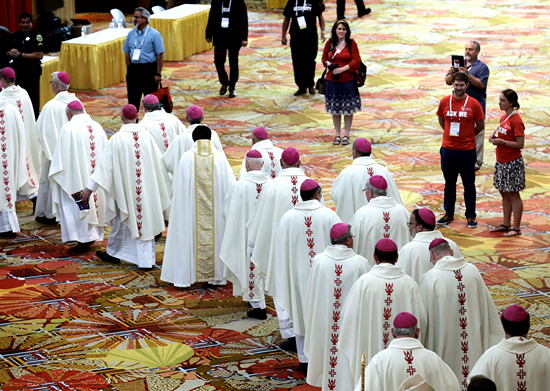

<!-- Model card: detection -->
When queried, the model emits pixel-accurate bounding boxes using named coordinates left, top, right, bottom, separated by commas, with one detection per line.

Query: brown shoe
left=229, top=88, right=236, bottom=98
left=219, top=83, right=228, bottom=95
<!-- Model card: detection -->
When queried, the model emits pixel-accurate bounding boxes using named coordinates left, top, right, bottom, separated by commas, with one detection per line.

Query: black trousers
left=16, top=69, right=41, bottom=119
left=337, top=0, right=367, bottom=19
left=214, top=37, right=242, bottom=89
left=290, top=34, right=318, bottom=90
left=126, top=62, right=158, bottom=111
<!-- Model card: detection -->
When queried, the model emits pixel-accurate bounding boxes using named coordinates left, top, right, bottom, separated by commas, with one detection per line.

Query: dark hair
left=19, top=12, right=32, bottom=22
left=352, top=140, right=371, bottom=157
left=143, top=102, right=160, bottom=112
left=192, top=125, right=212, bottom=141
left=501, top=313, right=530, bottom=337
left=329, top=20, right=352, bottom=47
left=501, top=89, right=520, bottom=110
left=187, top=115, right=203, bottom=125
left=300, top=186, right=321, bottom=202
left=453, top=72, right=469, bottom=83
left=374, top=247, right=398, bottom=263
left=1, top=73, right=15, bottom=84
left=467, top=375, right=496, bottom=391
left=411, top=209, right=435, bottom=231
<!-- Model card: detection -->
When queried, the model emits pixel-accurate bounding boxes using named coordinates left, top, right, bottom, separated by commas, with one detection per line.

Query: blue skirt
left=325, top=79, right=362, bottom=116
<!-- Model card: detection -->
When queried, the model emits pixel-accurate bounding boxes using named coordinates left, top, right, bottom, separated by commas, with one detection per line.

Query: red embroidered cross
left=462, top=355, right=469, bottom=363
left=406, top=365, right=416, bottom=376
left=328, top=369, right=336, bottom=378
left=459, top=307, right=467, bottom=316
left=384, top=297, right=393, bottom=306
left=383, top=320, right=390, bottom=330
left=333, top=301, right=341, bottom=310
left=460, top=330, right=468, bottom=339
left=457, top=282, right=465, bottom=291
left=334, top=277, right=342, bottom=286
left=517, top=369, right=526, bottom=379
left=306, top=228, right=313, bottom=237
left=331, top=324, right=339, bottom=332
left=330, top=345, right=338, bottom=355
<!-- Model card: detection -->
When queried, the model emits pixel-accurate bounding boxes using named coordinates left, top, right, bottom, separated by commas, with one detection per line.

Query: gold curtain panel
left=40, top=56, right=60, bottom=110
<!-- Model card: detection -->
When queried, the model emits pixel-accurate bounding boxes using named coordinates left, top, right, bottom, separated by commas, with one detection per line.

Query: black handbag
left=316, top=68, right=327, bottom=95
left=355, top=61, right=367, bottom=88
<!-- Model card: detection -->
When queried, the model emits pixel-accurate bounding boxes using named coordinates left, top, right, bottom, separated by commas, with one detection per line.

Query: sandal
left=490, top=224, right=510, bottom=233
left=342, top=136, right=350, bottom=145
left=333, top=136, right=341, bottom=145
left=502, top=228, right=521, bottom=237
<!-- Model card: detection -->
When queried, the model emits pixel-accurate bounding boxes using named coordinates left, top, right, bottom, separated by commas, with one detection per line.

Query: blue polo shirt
left=122, top=25, right=165, bottom=64
left=465, top=59, right=489, bottom=114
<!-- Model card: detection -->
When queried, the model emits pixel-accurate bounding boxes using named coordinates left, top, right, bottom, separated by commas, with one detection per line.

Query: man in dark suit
left=206, top=0, right=248, bottom=98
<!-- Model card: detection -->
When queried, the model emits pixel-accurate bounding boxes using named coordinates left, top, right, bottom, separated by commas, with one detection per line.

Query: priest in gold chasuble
left=161, top=125, right=235, bottom=287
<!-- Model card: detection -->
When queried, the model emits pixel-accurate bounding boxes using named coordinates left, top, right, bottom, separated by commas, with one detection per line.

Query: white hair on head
left=394, top=324, right=418, bottom=337
left=66, top=107, right=84, bottom=115
left=245, top=157, right=263, bottom=167
left=364, top=178, right=387, bottom=196
left=135, top=7, right=151, bottom=23
left=51, top=72, right=69, bottom=90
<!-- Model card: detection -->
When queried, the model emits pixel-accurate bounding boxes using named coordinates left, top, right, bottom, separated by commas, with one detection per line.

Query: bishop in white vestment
left=161, top=125, right=235, bottom=287
left=331, top=138, right=402, bottom=223
left=219, top=150, right=269, bottom=318
left=35, top=72, right=81, bottom=224
left=139, top=94, right=186, bottom=153
left=350, top=175, right=410, bottom=266
left=396, top=208, right=462, bottom=284
left=49, top=101, right=108, bottom=251
left=0, top=67, right=39, bottom=199
left=420, top=239, right=503, bottom=390
left=339, top=238, right=427, bottom=385
left=266, top=179, right=341, bottom=368
left=0, top=97, right=32, bottom=237
left=238, top=127, right=283, bottom=179
left=357, top=312, right=460, bottom=391
left=82, top=104, right=171, bottom=269
left=246, top=147, right=312, bottom=342
left=469, top=305, right=550, bottom=391
left=304, top=223, right=370, bottom=391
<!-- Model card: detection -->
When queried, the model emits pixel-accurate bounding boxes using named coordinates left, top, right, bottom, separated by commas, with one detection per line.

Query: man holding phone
left=445, top=40, right=489, bottom=171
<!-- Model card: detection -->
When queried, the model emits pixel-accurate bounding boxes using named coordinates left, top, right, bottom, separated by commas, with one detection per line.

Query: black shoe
left=279, top=337, right=297, bottom=352
left=0, top=231, right=16, bottom=238
left=31, top=196, right=37, bottom=214
left=308, top=86, right=316, bottom=95
left=294, top=89, right=306, bottom=97
left=155, top=232, right=162, bottom=241
left=436, top=215, right=454, bottom=225
left=139, top=267, right=154, bottom=271
left=358, top=8, right=371, bottom=17
left=247, top=308, right=267, bottom=320
left=220, top=83, right=228, bottom=95
left=298, top=362, right=308, bottom=375
left=96, top=250, right=120, bottom=264
left=229, top=88, right=236, bottom=98
left=35, top=216, right=57, bottom=225
left=72, top=241, right=95, bottom=253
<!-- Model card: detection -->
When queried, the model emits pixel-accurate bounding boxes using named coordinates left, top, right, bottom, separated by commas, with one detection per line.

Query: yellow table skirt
left=150, top=9, right=213, bottom=62
left=40, top=58, right=59, bottom=110
left=60, top=37, right=127, bottom=90
left=267, top=0, right=288, bottom=9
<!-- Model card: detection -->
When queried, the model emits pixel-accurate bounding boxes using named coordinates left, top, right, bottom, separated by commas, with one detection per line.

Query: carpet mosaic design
left=1, top=0, right=550, bottom=389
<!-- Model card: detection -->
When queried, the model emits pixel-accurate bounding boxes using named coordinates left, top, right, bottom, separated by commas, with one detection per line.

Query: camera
left=328, top=63, right=339, bottom=71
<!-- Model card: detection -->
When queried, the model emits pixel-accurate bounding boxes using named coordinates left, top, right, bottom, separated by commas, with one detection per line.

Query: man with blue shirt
left=123, top=7, right=165, bottom=111
left=446, top=40, right=489, bottom=171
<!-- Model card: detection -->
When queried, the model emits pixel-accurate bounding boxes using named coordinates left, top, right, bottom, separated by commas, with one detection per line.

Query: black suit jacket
left=205, top=0, right=248, bottom=44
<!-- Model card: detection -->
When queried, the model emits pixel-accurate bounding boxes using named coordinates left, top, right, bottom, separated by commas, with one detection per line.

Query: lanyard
left=222, top=0, right=232, bottom=13
left=491, top=110, right=516, bottom=138
left=449, top=95, right=468, bottom=123
left=295, top=0, right=308, bottom=16
left=134, top=26, right=149, bottom=49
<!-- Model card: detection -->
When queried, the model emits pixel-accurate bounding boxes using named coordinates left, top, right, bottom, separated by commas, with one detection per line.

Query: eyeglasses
left=407, top=222, right=417, bottom=227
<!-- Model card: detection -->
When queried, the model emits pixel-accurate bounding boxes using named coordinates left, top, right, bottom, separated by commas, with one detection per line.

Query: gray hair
left=66, top=107, right=84, bottom=116
left=468, top=40, right=481, bottom=52
left=245, top=156, right=263, bottom=169
left=143, top=102, right=160, bottom=112
left=135, top=7, right=150, bottom=23
left=331, top=224, right=352, bottom=245
left=52, top=72, right=69, bottom=90
left=394, top=324, right=418, bottom=337
left=364, top=178, right=387, bottom=196
left=430, top=241, right=451, bottom=256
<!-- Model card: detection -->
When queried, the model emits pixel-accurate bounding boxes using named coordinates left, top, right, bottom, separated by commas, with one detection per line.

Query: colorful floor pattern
left=2, top=0, right=550, bottom=389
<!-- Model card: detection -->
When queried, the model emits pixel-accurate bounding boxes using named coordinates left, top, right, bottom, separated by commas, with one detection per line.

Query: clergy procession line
left=0, top=65, right=549, bottom=391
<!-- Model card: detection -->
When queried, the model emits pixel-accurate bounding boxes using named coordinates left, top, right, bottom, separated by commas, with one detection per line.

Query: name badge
left=132, top=49, right=141, bottom=61
left=221, top=17, right=229, bottom=28
left=450, top=122, right=460, bottom=137
left=297, top=16, right=307, bottom=29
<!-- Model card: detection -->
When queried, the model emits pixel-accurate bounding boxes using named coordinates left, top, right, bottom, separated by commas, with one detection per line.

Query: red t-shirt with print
left=437, top=94, right=485, bottom=150
left=495, top=112, right=525, bottom=163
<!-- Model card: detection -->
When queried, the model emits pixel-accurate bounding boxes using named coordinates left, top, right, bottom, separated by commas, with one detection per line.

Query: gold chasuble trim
left=194, top=140, right=215, bottom=282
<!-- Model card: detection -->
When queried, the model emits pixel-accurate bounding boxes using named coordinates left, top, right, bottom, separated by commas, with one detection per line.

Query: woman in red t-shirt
left=321, top=20, right=362, bottom=146
left=489, top=89, right=525, bottom=237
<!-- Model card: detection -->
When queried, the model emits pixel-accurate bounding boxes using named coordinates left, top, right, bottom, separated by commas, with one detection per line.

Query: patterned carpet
left=1, top=0, right=550, bottom=389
